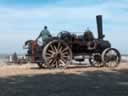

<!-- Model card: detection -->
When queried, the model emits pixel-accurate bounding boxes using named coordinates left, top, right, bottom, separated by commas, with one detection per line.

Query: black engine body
left=58, top=30, right=111, bottom=55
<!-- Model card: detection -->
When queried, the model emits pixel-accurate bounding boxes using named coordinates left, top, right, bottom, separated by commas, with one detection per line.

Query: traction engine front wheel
left=102, top=48, right=121, bottom=68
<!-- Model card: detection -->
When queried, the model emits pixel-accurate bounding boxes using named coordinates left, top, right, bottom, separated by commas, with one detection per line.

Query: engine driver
left=36, top=26, right=52, bottom=45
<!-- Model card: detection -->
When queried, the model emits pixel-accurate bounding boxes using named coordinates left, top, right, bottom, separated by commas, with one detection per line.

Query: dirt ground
left=0, top=63, right=128, bottom=96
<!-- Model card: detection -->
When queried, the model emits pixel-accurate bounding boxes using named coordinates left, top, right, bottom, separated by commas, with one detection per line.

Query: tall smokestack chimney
left=96, top=15, right=104, bottom=39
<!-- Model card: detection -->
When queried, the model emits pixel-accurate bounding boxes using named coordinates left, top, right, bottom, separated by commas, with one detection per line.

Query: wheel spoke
left=61, top=57, right=67, bottom=63
left=59, top=46, right=63, bottom=52
left=46, top=53, right=52, bottom=56
left=48, top=59, right=53, bottom=64
left=50, top=45, right=55, bottom=52
left=53, top=46, right=58, bottom=52
left=61, top=52, right=69, bottom=57
left=63, top=51, right=69, bottom=55
left=47, top=56, right=54, bottom=60
left=53, top=60, right=59, bottom=68
left=48, top=50, right=55, bottom=54
left=62, top=47, right=69, bottom=52
left=60, top=59, right=66, bottom=66
left=58, top=42, right=61, bottom=49
left=51, top=58, right=57, bottom=66
left=62, top=55, right=70, bottom=59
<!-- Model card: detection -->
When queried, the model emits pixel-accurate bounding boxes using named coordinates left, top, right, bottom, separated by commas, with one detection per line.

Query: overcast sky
left=0, top=0, right=128, bottom=54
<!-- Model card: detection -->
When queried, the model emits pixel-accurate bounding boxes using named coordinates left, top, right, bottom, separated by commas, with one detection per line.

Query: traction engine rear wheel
left=43, top=40, right=72, bottom=68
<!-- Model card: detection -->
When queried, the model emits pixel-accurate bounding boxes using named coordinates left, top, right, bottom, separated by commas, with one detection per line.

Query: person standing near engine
left=36, top=26, right=52, bottom=45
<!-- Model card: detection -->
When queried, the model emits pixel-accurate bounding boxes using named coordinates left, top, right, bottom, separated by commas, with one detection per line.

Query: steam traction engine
left=24, top=15, right=121, bottom=68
